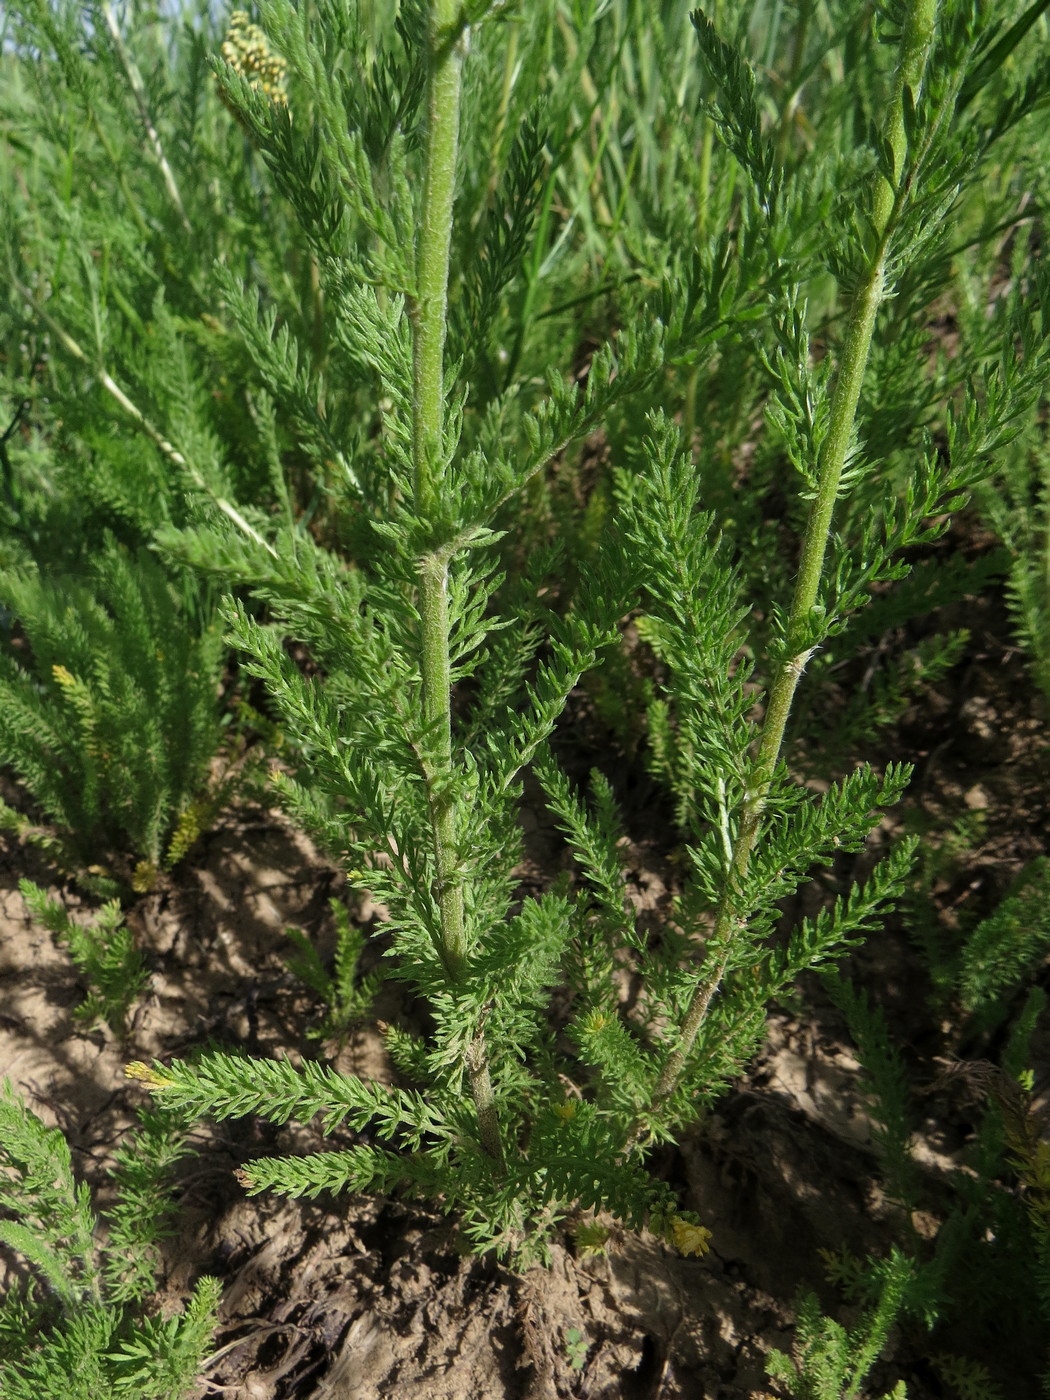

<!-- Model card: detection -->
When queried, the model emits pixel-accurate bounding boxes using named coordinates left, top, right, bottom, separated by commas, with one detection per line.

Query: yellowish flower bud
left=670, top=1216, right=712, bottom=1257
left=125, top=1061, right=173, bottom=1090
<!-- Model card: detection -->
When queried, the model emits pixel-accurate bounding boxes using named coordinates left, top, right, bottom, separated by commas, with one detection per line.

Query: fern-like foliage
left=823, top=971, right=919, bottom=1213
left=969, top=246, right=1050, bottom=708
left=0, top=1081, right=217, bottom=1399
left=765, top=1249, right=915, bottom=1400
left=117, top=0, right=1046, bottom=1266
left=7, top=0, right=1050, bottom=1285
left=956, top=858, right=1050, bottom=1034
left=284, top=898, right=381, bottom=1046
left=820, top=892, right=1050, bottom=1389
left=0, top=537, right=226, bottom=878
left=18, top=879, right=147, bottom=1037
left=929, top=1353, right=1003, bottom=1400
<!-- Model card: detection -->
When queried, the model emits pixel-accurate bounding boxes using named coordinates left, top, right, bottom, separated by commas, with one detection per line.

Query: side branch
left=638, top=0, right=940, bottom=1127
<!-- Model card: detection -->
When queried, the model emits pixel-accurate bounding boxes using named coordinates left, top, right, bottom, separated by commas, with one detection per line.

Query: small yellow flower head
left=670, top=1215, right=712, bottom=1258
left=125, top=1061, right=173, bottom=1090
left=572, top=1220, right=611, bottom=1256
left=552, top=1099, right=577, bottom=1123
left=220, top=10, right=288, bottom=108
left=166, top=800, right=210, bottom=868
left=131, top=859, right=158, bottom=894
left=580, top=1009, right=610, bottom=1035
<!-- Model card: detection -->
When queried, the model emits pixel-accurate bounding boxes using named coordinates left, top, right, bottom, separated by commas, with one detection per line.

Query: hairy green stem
left=645, top=0, right=940, bottom=1118
left=414, top=0, right=465, bottom=975
left=412, top=1, right=503, bottom=1166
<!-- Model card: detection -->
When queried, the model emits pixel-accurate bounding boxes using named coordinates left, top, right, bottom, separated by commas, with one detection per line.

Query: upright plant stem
left=413, top=1, right=503, bottom=1165
left=645, top=0, right=940, bottom=1117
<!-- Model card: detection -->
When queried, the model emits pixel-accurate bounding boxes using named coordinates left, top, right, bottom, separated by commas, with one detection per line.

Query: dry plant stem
left=13, top=279, right=277, bottom=558
left=645, top=0, right=940, bottom=1118
left=413, top=1, right=503, bottom=1166
left=100, top=1, right=192, bottom=235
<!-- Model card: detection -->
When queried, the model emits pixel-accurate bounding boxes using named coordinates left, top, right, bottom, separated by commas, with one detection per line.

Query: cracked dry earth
left=1, top=573, right=1048, bottom=1398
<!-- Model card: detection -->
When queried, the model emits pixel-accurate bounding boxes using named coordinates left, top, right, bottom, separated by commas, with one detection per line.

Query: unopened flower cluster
left=220, top=11, right=288, bottom=107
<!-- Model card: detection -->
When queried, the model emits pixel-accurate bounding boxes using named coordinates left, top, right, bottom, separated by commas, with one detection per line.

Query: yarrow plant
left=4, top=0, right=1049, bottom=1300
left=108, top=0, right=1050, bottom=1270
